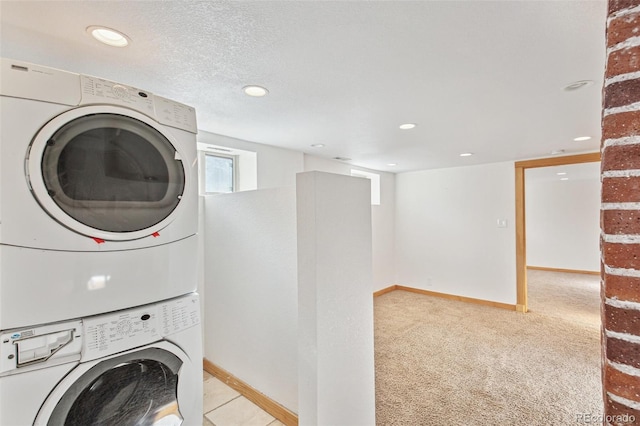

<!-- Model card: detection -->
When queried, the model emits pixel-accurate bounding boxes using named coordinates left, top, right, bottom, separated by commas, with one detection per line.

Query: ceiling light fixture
left=311, top=144, right=325, bottom=148
left=459, top=153, right=473, bottom=157
left=573, top=136, right=592, bottom=141
left=551, top=149, right=565, bottom=155
left=243, top=85, right=269, bottom=97
left=87, top=26, right=130, bottom=47
left=557, top=172, right=567, bottom=176
left=563, top=80, right=594, bottom=92
left=387, top=163, right=397, bottom=166
left=560, top=177, right=569, bottom=181
left=399, top=123, right=416, bottom=130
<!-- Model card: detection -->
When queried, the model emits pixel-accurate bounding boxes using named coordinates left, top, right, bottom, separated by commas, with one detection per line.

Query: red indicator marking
left=92, top=237, right=105, bottom=244
left=152, top=232, right=160, bottom=238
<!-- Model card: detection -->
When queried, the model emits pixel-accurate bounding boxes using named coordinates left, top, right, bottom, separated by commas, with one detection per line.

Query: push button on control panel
left=112, top=84, right=129, bottom=99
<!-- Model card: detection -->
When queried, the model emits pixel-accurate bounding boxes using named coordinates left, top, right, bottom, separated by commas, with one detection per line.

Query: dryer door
left=36, top=346, right=185, bottom=426
left=26, top=105, right=187, bottom=241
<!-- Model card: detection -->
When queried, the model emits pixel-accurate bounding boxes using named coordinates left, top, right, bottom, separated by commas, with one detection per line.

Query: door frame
left=514, top=152, right=601, bottom=312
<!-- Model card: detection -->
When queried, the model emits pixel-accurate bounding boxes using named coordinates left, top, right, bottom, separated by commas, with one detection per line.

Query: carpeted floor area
left=374, top=270, right=602, bottom=425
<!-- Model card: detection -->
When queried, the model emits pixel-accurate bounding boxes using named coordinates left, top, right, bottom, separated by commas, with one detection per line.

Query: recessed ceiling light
left=399, top=123, right=416, bottom=130
left=551, top=149, right=565, bottom=155
left=563, top=80, right=594, bottom=92
left=557, top=172, right=567, bottom=176
left=560, top=177, right=569, bottom=181
left=243, top=85, right=269, bottom=97
left=387, top=163, right=397, bottom=166
left=87, top=26, right=130, bottom=47
left=311, top=144, right=325, bottom=148
left=573, top=136, right=592, bottom=141
left=460, top=153, right=473, bottom=157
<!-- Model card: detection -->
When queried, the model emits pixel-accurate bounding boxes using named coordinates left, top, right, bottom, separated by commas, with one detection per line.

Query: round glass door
left=27, top=107, right=188, bottom=240
left=47, top=348, right=183, bottom=425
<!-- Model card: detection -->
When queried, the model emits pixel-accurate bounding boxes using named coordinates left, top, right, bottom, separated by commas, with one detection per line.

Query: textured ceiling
left=0, top=1, right=606, bottom=173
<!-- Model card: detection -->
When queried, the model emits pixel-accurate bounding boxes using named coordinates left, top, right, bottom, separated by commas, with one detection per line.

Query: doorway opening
left=514, top=152, right=601, bottom=312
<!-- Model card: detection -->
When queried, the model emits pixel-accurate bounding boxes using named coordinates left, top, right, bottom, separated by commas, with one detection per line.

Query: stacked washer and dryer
left=0, top=58, right=203, bottom=425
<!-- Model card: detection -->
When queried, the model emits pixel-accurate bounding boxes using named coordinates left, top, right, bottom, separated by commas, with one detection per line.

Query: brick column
left=601, top=0, right=640, bottom=423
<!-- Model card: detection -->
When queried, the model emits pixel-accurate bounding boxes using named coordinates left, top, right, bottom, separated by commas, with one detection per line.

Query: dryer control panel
left=79, top=75, right=197, bottom=134
left=80, top=75, right=155, bottom=116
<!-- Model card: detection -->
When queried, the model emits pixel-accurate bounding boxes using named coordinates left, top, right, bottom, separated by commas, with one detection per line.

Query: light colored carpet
left=374, top=270, right=602, bottom=425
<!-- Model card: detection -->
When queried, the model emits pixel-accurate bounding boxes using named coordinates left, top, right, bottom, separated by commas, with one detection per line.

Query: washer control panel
left=82, top=293, right=200, bottom=362
left=0, top=294, right=201, bottom=372
left=83, top=305, right=159, bottom=362
left=159, top=293, right=200, bottom=336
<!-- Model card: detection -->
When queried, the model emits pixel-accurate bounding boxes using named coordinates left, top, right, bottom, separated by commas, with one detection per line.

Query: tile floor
left=203, top=371, right=285, bottom=426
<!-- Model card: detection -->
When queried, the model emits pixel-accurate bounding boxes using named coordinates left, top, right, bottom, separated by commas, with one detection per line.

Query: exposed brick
left=607, top=45, right=640, bottom=78
left=605, top=304, right=640, bottom=335
left=603, top=110, right=640, bottom=140
left=604, top=0, right=640, bottom=420
left=605, top=274, right=640, bottom=304
left=602, top=144, right=640, bottom=171
left=605, top=364, right=640, bottom=403
left=607, top=337, right=640, bottom=369
left=603, top=210, right=640, bottom=235
left=609, top=0, right=640, bottom=16
left=605, top=393, right=640, bottom=426
left=605, top=79, right=640, bottom=109
left=602, top=177, right=640, bottom=203
left=604, top=242, right=640, bottom=269
left=608, top=11, right=640, bottom=47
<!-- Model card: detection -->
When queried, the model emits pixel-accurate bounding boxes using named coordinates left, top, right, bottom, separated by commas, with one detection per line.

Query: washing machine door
left=36, top=346, right=185, bottom=426
left=26, top=105, right=187, bottom=241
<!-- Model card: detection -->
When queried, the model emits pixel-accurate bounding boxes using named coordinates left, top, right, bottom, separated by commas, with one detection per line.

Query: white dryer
left=0, top=58, right=199, bottom=329
left=0, top=293, right=202, bottom=426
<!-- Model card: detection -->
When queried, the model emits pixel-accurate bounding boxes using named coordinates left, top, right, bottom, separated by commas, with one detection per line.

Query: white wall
left=395, top=162, right=517, bottom=305
left=198, top=130, right=304, bottom=189
left=304, top=155, right=396, bottom=291
left=297, top=172, right=376, bottom=426
left=197, top=196, right=206, bottom=343
left=196, top=133, right=395, bottom=414
left=196, top=142, right=396, bottom=292
left=197, top=130, right=304, bottom=354
left=202, top=188, right=298, bottom=412
left=526, top=171, right=600, bottom=272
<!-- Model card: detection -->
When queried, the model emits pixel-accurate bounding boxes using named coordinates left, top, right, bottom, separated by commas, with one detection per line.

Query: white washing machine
left=0, top=293, right=202, bottom=425
left=0, top=58, right=199, bottom=329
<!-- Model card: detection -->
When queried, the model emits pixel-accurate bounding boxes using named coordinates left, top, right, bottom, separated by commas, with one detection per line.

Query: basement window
left=351, top=169, right=381, bottom=205
left=204, top=153, right=235, bottom=194
left=197, top=142, right=257, bottom=194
